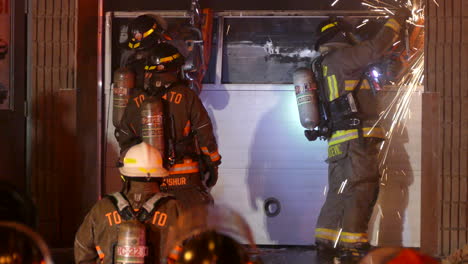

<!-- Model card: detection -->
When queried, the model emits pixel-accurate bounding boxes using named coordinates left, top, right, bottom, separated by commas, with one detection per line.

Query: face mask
left=144, top=72, right=177, bottom=95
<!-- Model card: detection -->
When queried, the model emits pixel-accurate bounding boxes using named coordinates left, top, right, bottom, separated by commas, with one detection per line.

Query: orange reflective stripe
left=201, top=147, right=220, bottom=162
left=183, top=120, right=191, bottom=137
left=208, top=151, right=220, bottom=162
left=168, top=245, right=183, bottom=260
left=95, top=245, right=105, bottom=260
left=201, top=147, right=209, bottom=154
left=169, top=160, right=199, bottom=175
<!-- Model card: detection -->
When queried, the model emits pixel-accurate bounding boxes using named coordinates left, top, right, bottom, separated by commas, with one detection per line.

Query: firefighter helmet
left=127, top=15, right=168, bottom=51
left=173, top=231, right=250, bottom=264
left=165, top=205, right=257, bottom=264
left=314, top=17, right=358, bottom=51
left=119, top=142, right=169, bottom=178
left=145, top=43, right=185, bottom=73
left=0, top=222, right=53, bottom=264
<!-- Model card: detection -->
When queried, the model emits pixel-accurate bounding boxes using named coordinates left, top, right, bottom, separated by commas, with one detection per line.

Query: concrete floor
left=256, top=247, right=322, bottom=264
left=52, top=247, right=328, bottom=264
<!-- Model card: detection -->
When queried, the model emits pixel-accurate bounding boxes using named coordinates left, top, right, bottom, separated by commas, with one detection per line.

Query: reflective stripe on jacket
left=74, top=195, right=181, bottom=264
left=117, top=84, right=221, bottom=167
left=321, top=18, right=401, bottom=145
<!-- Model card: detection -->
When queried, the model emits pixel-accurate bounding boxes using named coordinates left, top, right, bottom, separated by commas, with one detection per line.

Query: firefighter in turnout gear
left=74, top=142, right=182, bottom=264
left=164, top=205, right=260, bottom=264
left=311, top=12, right=410, bottom=263
left=121, top=14, right=172, bottom=89
left=116, top=43, right=221, bottom=209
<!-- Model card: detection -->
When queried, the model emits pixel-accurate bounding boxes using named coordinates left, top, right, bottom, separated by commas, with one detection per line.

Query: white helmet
left=119, top=142, right=169, bottom=178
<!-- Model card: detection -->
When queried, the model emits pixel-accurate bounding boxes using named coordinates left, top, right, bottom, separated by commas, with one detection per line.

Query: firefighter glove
left=394, top=8, right=412, bottom=25
left=206, top=166, right=218, bottom=188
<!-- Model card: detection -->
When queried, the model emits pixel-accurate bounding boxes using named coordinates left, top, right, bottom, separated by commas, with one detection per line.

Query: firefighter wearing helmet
left=116, top=42, right=221, bottom=210
left=120, top=14, right=188, bottom=89
left=118, top=14, right=171, bottom=93
left=74, top=142, right=182, bottom=264
left=309, top=10, right=411, bottom=263
left=164, top=205, right=261, bottom=264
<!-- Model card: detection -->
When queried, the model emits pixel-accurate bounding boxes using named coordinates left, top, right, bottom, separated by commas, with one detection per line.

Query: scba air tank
left=113, top=67, right=135, bottom=127
left=293, top=67, right=320, bottom=130
left=141, top=97, right=165, bottom=157
left=114, top=220, right=148, bottom=264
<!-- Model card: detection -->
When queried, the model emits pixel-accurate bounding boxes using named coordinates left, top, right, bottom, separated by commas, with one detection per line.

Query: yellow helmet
left=119, top=142, right=169, bottom=178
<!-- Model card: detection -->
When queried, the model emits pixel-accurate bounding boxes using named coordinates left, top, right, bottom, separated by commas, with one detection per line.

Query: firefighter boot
left=316, top=242, right=339, bottom=264
left=338, top=245, right=370, bottom=264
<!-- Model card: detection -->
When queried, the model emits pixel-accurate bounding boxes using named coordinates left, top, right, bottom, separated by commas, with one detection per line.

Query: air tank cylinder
left=293, top=67, right=320, bottom=130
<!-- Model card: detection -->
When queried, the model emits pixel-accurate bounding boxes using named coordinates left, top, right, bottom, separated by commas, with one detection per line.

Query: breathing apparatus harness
left=307, top=53, right=380, bottom=142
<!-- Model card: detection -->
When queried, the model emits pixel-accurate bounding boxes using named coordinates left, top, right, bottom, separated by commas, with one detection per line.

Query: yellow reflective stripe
left=385, top=18, right=401, bottom=33
left=321, top=22, right=338, bottom=32
left=124, top=158, right=137, bottom=164
left=134, top=42, right=141, bottom=48
left=138, top=168, right=161, bottom=173
left=329, top=127, right=385, bottom=146
left=145, top=54, right=181, bottom=70
left=328, top=75, right=339, bottom=101
left=128, top=43, right=134, bottom=48
left=144, top=65, right=157, bottom=70
left=340, top=232, right=368, bottom=243
left=344, top=80, right=370, bottom=91
left=332, top=75, right=339, bottom=99
left=143, top=28, right=154, bottom=38
left=327, top=76, right=334, bottom=101
left=323, top=66, right=328, bottom=77
left=315, top=228, right=339, bottom=242
left=160, top=53, right=181, bottom=63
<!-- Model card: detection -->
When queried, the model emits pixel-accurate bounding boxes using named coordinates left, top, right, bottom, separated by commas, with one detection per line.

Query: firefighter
left=122, top=14, right=171, bottom=89
left=74, top=142, right=182, bottom=264
left=115, top=42, right=221, bottom=209
left=122, top=14, right=189, bottom=89
left=311, top=11, right=411, bottom=263
left=164, top=205, right=261, bottom=264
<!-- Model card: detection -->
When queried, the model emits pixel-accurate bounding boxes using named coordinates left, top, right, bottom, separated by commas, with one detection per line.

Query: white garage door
left=103, top=11, right=422, bottom=246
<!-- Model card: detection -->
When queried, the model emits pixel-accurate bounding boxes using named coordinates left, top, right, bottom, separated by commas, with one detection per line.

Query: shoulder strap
left=137, top=193, right=175, bottom=222
left=106, top=192, right=136, bottom=221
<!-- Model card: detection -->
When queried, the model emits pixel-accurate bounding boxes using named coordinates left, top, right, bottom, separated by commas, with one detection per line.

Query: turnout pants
left=315, top=138, right=382, bottom=248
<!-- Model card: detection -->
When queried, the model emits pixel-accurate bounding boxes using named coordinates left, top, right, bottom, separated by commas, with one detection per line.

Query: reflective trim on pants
left=315, top=228, right=369, bottom=244
left=329, top=127, right=385, bottom=146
